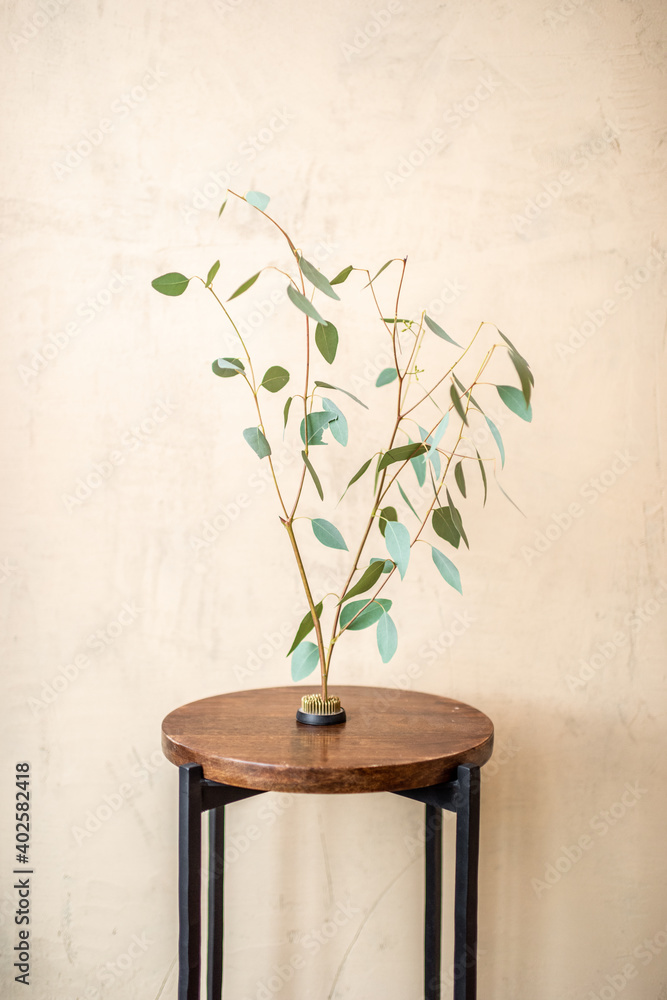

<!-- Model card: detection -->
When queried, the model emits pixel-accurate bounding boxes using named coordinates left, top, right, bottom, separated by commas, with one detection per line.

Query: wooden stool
left=161, top=685, right=494, bottom=1000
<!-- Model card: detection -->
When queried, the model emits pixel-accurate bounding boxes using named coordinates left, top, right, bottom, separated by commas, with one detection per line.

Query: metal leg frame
left=177, top=762, right=481, bottom=1000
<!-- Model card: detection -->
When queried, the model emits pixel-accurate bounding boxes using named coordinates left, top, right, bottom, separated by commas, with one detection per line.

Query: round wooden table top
left=162, top=686, right=494, bottom=794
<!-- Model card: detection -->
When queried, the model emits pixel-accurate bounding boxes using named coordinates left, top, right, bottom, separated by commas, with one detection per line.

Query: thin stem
left=282, top=519, right=328, bottom=700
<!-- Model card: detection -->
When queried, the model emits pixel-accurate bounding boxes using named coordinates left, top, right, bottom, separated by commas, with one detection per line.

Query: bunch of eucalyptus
left=152, top=189, right=533, bottom=704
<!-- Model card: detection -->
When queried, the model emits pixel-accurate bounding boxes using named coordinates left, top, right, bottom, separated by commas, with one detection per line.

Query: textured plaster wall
left=1, top=1, right=666, bottom=998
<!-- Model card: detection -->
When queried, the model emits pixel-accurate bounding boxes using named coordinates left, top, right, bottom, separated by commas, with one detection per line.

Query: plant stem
left=282, top=518, right=328, bottom=700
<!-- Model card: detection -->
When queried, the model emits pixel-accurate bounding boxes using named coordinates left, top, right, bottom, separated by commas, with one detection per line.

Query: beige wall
left=2, top=1, right=666, bottom=997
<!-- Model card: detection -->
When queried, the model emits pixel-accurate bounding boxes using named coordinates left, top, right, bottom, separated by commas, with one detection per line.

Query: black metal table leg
left=207, top=807, right=225, bottom=1000
left=424, top=804, right=443, bottom=1000
left=179, top=763, right=204, bottom=1000
left=452, top=765, right=480, bottom=1000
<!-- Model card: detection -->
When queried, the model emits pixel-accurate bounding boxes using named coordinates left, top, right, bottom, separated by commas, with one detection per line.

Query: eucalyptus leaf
left=431, top=546, right=462, bottom=594
left=242, top=426, right=271, bottom=459
left=340, top=560, right=384, bottom=603
left=363, top=259, right=393, bottom=288
left=450, top=383, right=468, bottom=425
left=245, top=190, right=270, bottom=212
left=212, top=357, right=244, bottom=378
left=300, top=411, right=336, bottom=446
left=455, top=461, right=467, bottom=498
left=424, top=314, right=462, bottom=347
left=445, top=488, right=469, bottom=548
left=260, top=366, right=290, bottom=393
left=322, top=397, right=348, bottom=446
left=315, top=323, right=339, bottom=364
left=291, top=640, right=320, bottom=681
left=377, top=612, right=398, bottom=663
left=494, top=471, right=526, bottom=515
left=497, top=385, right=533, bottom=422
left=376, top=367, right=398, bottom=387
left=283, top=396, right=293, bottom=431
left=314, top=381, right=368, bottom=409
left=331, top=265, right=353, bottom=285
left=151, top=272, right=190, bottom=296
left=228, top=272, right=261, bottom=301
left=370, top=557, right=394, bottom=573
left=385, top=520, right=410, bottom=580
left=411, top=445, right=427, bottom=486
left=342, top=457, right=373, bottom=497
left=484, top=415, right=505, bottom=467
left=287, top=603, right=323, bottom=656
left=475, top=448, right=488, bottom=506
left=340, top=598, right=392, bottom=631
left=419, top=425, right=440, bottom=478
left=507, top=350, right=533, bottom=406
left=302, top=450, right=324, bottom=501
left=299, top=256, right=340, bottom=300
left=205, top=260, right=220, bottom=287
left=428, top=414, right=449, bottom=457
left=218, top=198, right=228, bottom=217
left=377, top=443, right=428, bottom=472
left=378, top=506, right=398, bottom=537
left=398, top=482, right=420, bottom=521
left=432, top=507, right=460, bottom=548
left=498, top=330, right=530, bottom=368
left=312, top=518, right=348, bottom=550
left=287, top=285, right=329, bottom=325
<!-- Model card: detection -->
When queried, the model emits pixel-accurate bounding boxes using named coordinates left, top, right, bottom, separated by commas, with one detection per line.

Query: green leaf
left=376, top=367, right=398, bottom=387
left=260, top=366, right=290, bottom=393
left=205, top=260, right=220, bottom=287
left=218, top=198, right=228, bottom=218
left=245, top=190, right=270, bottom=212
left=455, top=461, right=467, bottom=498
left=378, top=506, right=398, bottom=537
left=315, top=323, right=339, bottom=364
left=419, top=425, right=441, bottom=478
left=450, top=383, right=468, bottom=425
left=291, top=641, right=320, bottom=681
left=322, top=397, right=348, bottom=446
left=287, top=285, right=329, bottom=325
left=343, top=457, right=373, bottom=497
left=300, top=411, right=336, bottom=446
left=497, top=385, right=533, bottom=422
left=287, top=603, right=323, bottom=656
left=507, top=350, right=533, bottom=406
left=432, top=507, right=460, bottom=548
left=312, top=518, right=348, bottom=551
left=340, top=560, right=384, bottom=603
left=283, top=396, right=293, bottom=430
left=475, top=448, right=488, bottom=506
left=340, top=598, right=392, bottom=631
left=212, top=357, right=245, bottom=378
left=151, top=272, right=190, bottom=296
left=377, top=612, right=398, bottom=663
left=228, top=271, right=261, bottom=301
left=446, top=488, right=469, bottom=548
left=385, top=520, right=410, bottom=580
left=314, top=381, right=368, bottom=409
left=382, top=317, right=411, bottom=324
left=427, top=413, right=449, bottom=461
left=484, top=415, right=505, bottom=467
left=242, top=426, right=271, bottom=459
left=498, top=330, right=531, bottom=369
left=411, top=443, right=427, bottom=486
left=424, top=314, right=462, bottom=347
left=378, top=443, right=429, bottom=472
left=299, top=257, right=340, bottom=300
left=363, top=259, right=393, bottom=288
left=494, top=471, right=526, bottom=516
left=331, top=265, right=353, bottom=285
left=370, top=557, right=394, bottom=573
left=398, top=482, right=420, bottom=521
left=431, top=546, right=462, bottom=594
left=302, top=450, right=324, bottom=501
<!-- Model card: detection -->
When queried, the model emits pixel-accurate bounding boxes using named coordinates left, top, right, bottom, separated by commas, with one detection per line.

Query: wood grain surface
left=161, top=686, right=494, bottom=794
